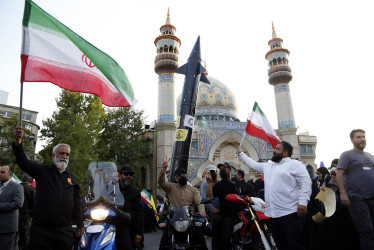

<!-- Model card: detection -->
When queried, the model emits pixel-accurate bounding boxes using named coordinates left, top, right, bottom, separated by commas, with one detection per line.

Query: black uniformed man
left=13, top=126, right=84, bottom=250
left=19, top=173, right=36, bottom=250
left=116, top=165, right=144, bottom=250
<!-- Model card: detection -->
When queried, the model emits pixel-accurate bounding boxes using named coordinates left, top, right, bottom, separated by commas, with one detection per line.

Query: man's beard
left=54, top=156, right=69, bottom=172
left=271, top=153, right=283, bottom=163
left=120, top=178, right=131, bottom=186
left=219, top=169, right=229, bottom=180
left=354, top=141, right=366, bottom=150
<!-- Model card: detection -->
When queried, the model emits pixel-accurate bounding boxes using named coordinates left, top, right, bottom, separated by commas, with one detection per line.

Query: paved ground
left=143, top=230, right=212, bottom=250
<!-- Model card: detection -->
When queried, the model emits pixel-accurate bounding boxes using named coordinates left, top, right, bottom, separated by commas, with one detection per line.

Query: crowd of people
left=0, top=126, right=373, bottom=250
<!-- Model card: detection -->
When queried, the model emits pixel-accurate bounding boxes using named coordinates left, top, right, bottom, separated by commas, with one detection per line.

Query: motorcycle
left=159, top=206, right=205, bottom=249
left=78, top=162, right=129, bottom=250
left=225, top=194, right=277, bottom=250
left=202, top=195, right=277, bottom=250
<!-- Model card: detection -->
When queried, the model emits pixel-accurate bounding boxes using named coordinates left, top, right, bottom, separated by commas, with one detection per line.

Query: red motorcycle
left=225, top=194, right=278, bottom=250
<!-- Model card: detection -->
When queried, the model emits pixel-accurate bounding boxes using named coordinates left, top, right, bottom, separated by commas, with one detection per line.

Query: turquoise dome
left=177, top=75, right=238, bottom=121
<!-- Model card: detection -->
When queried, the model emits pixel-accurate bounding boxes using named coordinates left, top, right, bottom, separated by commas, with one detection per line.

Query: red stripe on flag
left=245, top=121, right=279, bottom=149
left=141, top=196, right=150, bottom=205
left=20, top=54, right=130, bottom=107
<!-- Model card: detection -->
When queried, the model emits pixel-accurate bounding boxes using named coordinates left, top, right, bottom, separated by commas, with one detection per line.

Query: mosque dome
left=177, top=75, right=239, bottom=121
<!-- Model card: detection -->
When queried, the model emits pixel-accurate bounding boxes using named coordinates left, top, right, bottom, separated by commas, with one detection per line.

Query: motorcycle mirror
left=156, top=194, right=165, bottom=203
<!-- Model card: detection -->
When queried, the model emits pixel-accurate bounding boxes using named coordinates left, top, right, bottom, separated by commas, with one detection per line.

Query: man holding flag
left=237, top=102, right=311, bottom=250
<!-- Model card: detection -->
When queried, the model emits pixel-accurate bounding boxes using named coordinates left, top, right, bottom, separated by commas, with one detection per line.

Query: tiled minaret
left=265, top=23, right=300, bottom=158
left=154, top=9, right=181, bottom=175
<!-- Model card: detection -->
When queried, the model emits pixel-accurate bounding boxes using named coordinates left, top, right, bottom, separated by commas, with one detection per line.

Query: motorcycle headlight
left=173, top=220, right=190, bottom=232
left=91, top=206, right=109, bottom=221
left=100, top=229, right=114, bottom=246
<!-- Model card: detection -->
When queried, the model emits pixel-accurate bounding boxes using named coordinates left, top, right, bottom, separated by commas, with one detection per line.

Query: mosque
left=143, top=10, right=317, bottom=192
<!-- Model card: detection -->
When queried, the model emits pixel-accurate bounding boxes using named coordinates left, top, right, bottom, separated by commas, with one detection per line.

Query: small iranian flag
left=245, top=102, right=280, bottom=149
left=12, top=174, right=21, bottom=183
left=141, top=189, right=159, bottom=221
left=141, top=189, right=152, bottom=205
left=21, top=0, right=135, bottom=107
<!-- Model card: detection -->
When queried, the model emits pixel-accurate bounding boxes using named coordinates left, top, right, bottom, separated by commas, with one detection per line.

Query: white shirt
left=239, top=152, right=311, bottom=218
left=0, top=179, right=12, bottom=195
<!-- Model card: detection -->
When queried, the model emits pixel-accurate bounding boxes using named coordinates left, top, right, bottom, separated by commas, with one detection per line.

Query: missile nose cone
left=188, top=36, right=201, bottom=60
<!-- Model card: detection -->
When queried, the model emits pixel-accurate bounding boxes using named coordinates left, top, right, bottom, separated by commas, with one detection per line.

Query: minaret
left=265, top=23, right=300, bottom=158
left=154, top=9, right=181, bottom=176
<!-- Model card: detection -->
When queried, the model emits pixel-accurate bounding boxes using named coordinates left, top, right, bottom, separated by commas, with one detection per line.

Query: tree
left=97, top=107, right=147, bottom=185
left=0, top=113, right=36, bottom=177
left=39, top=90, right=106, bottom=190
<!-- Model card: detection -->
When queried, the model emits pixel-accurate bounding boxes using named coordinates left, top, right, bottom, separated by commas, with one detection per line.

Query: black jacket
left=12, top=143, right=83, bottom=229
left=232, top=179, right=256, bottom=197
left=119, top=184, right=144, bottom=236
left=19, top=182, right=36, bottom=219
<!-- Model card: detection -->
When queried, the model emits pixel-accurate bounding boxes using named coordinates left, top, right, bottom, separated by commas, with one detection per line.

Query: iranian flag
left=245, top=102, right=280, bottom=149
left=141, top=189, right=159, bottom=221
left=21, top=0, right=135, bottom=107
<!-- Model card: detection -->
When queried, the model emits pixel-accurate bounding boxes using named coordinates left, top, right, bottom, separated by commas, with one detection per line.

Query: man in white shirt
left=238, top=141, right=311, bottom=250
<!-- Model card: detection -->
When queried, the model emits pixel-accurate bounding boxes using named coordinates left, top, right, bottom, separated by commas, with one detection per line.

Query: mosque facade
left=144, top=11, right=317, bottom=192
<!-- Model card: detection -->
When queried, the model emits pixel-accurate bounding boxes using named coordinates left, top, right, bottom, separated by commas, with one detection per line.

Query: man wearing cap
left=158, top=157, right=207, bottom=249
left=238, top=141, right=311, bottom=250
left=116, top=165, right=144, bottom=250
left=12, top=126, right=83, bottom=250
left=19, top=173, right=36, bottom=250
left=211, top=162, right=242, bottom=250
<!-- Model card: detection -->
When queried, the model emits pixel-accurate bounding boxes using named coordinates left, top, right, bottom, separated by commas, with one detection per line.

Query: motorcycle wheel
left=252, top=236, right=267, bottom=250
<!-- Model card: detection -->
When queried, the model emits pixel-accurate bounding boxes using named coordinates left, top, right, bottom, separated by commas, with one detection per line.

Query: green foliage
left=0, top=113, right=36, bottom=177
left=97, top=107, right=147, bottom=184
left=38, top=90, right=147, bottom=192
left=39, top=90, right=106, bottom=191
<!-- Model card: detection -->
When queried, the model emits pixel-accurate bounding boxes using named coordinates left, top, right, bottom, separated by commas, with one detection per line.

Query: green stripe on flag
left=23, top=0, right=135, bottom=104
left=253, top=102, right=265, bottom=116
left=12, top=174, right=21, bottom=183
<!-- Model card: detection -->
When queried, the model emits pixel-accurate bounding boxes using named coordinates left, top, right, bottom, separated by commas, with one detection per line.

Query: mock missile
left=168, top=36, right=210, bottom=182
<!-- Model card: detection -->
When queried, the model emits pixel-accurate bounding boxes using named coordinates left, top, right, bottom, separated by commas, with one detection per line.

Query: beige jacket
left=158, top=172, right=205, bottom=214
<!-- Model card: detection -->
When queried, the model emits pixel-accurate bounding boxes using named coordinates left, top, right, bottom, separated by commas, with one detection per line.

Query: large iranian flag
left=245, top=102, right=280, bottom=149
left=21, top=0, right=135, bottom=107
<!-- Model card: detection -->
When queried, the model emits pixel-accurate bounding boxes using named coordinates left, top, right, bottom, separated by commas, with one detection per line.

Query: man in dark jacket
left=0, top=165, right=24, bottom=250
left=232, top=169, right=256, bottom=197
left=13, top=126, right=84, bottom=250
left=116, top=165, right=144, bottom=250
left=19, top=173, right=36, bottom=250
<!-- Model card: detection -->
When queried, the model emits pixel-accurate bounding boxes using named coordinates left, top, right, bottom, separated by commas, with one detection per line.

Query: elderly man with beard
left=238, top=141, right=311, bottom=250
left=12, top=126, right=83, bottom=250
left=116, top=166, right=144, bottom=250
left=158, top=157, right=207, bottom=250
left=337, top=129, right=374, bottom=250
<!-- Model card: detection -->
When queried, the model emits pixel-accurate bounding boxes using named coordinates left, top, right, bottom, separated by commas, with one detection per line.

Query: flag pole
left=239, top=130, right=246, bottom=149
left=19, top=82, right=24, bottom=127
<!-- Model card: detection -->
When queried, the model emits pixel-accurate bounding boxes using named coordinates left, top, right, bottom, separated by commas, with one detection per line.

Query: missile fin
left=174, top=63, right=188, bottom=75
left=199, top=73, right=210, bottom=84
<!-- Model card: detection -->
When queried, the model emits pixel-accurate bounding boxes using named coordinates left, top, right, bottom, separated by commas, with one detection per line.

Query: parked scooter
left=159, top=206, right=205, bottom=249
left=78, top=162, right=130, bottom=250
